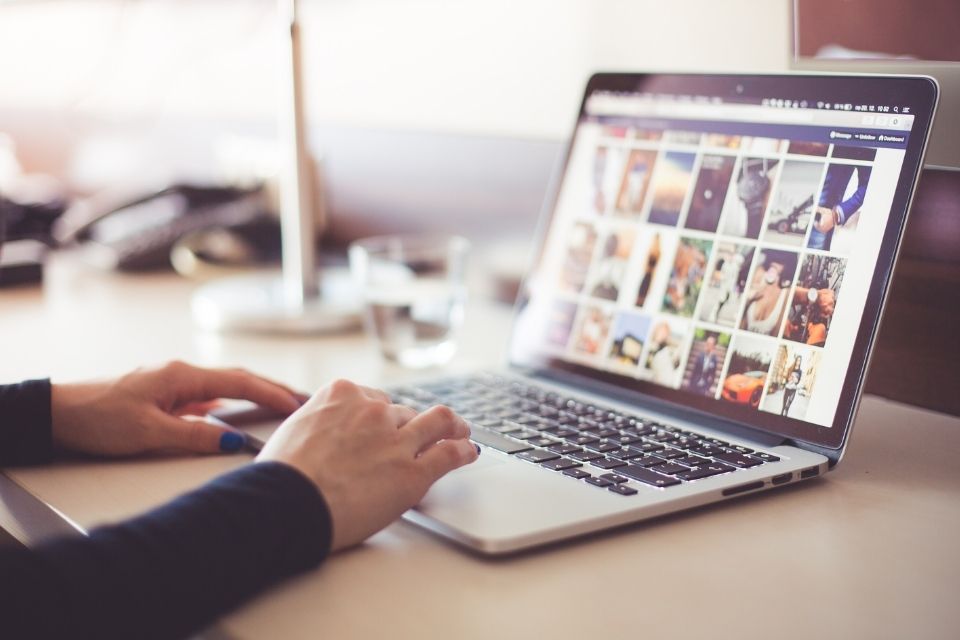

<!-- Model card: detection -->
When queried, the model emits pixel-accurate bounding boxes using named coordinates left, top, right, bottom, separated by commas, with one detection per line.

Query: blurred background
left=0, top=0, right=957, bottom=413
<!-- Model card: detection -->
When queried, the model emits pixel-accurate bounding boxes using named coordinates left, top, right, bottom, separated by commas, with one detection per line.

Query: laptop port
left=800, top=467, right=820, bottom=479
left=771, top=473, right=792, bottom=485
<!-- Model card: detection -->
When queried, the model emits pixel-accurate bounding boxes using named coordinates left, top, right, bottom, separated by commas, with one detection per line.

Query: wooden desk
left=2, top=255, right=959, bottom=639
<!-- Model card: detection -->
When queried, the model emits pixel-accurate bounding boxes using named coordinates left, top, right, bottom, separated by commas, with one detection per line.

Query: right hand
left=256, top=379, right=478, bottom=551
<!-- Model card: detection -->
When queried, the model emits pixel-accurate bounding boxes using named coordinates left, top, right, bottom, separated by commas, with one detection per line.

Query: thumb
left=152, top=413, right=248, bottom=454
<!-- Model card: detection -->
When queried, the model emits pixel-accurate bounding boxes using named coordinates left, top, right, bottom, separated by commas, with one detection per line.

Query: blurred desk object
left=1, top=252, right=959, bottom=639
left=865, top=167, right=960, bottom=416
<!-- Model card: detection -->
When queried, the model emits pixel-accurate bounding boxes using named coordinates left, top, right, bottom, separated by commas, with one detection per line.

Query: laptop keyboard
left=390, top=374, right=780, bottom=498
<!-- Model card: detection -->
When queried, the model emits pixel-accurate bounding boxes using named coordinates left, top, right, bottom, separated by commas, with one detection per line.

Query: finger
left=173, top=399, right=222, bottom=417
left=389, top=403, right=418, bottom=427
left=416, top=438, right=479, bottom=482
left=150, top=413, right=248, bottom=454
left=355, top=384, right=392, bottom=403
left=183, top=367, right=302, bottom=415
left=400, top=405, right=470, bottom=454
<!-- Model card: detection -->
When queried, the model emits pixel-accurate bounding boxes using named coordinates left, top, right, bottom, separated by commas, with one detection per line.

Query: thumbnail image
left=544, top=300, right=578, bottom=349
left=787, top=141, right=828, bottom=157
left=590, top=146, right=628, bottom=215
left=763, top=160, right=825, bottom=246
left=719, top=157, right=780, bottom=239
left=742, top=137, right=786, bottom=154
left=739, top=248, right=799, bottom=337
left=684, top=154, right=737, bottom=232
left=832, top=145, right=877, bottom=162
left=634, top=231, right=674, bottom=309
left=558, top=222, right=597, bottom=293
left=721, top=335, right=775, bottom=409
left=663, top=237, right=712, bottom=317
left=761, top=343, right=822, bottom=420
left=680, top=328, right=731, bottom=398
left=783, top=254, right=846, bottom=348
left=808, top=163, right=873, bottom=254
left=600, top=124, right=629, bottom=139
left=608, top=312, right=652, bottom=368
left=588, top=227, right=636, bottom=302
left=664, top=130, right=702, bottom=145
left=646, top=151, right=697, bottom=226
left=641, top=317, right=690, bottom=388
left=695, top=243, right=755, bottom=328
left=614, top=149, right=658, bottom=216
left=633, top=129, right=663, bottom=141
left=704, top=134, right=742, bottom=150
left=572, top=305, right=613, bottom=356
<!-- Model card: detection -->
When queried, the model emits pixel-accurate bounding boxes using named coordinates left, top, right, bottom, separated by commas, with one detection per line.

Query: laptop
left=226, top=73, right=939, bottom=555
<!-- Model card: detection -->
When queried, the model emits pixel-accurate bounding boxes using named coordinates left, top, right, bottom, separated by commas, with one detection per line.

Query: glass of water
left=349, top=234, right=469, bottom=368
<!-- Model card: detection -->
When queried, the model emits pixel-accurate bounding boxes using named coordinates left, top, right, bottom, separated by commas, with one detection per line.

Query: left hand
left=51, top=361, right=305, bottom=456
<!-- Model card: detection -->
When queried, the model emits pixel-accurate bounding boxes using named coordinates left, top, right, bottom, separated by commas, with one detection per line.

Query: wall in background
left=0, top=0, right=792, bottom=148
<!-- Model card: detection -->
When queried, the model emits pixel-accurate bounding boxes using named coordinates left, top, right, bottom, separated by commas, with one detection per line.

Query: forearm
left=0, top=379, right=53, bottom=466
left=0, top=461, right=332, bottom=640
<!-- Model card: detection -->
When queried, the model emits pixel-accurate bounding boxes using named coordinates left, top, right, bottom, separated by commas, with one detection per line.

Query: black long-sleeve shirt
left=0, top=380, right=333, bottom=639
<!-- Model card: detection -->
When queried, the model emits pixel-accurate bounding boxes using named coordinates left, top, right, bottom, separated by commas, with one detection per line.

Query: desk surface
left=2, top=256, right=960, bottom=640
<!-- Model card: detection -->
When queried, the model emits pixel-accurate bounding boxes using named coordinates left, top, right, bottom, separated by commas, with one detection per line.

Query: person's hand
left=256, top=379, right=479, bottom=551
left=815, top=206, right=837, bottom=233
left=51, top=361, right=304, bottom=456
left=816, top=288, right=836, bottom=317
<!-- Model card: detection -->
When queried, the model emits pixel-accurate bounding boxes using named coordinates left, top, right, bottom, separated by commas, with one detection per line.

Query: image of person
left=809, top=164, right=872, bottom=251
left=781, top=355, right=803, bottom=416
left=0, top=364, right=478, bottom=638
left=591, top=232, right=631, bottom=300
left=577, top=308, right=608, bottom=354
left=692, top=336, right=720, bottom=394
left=706, top=252, right=745, bottom=323
left=647, top=321, right=682, bottom=385
left=787, top=285, right=837, bottom=346
left=741, top=252, right=796, bottom=336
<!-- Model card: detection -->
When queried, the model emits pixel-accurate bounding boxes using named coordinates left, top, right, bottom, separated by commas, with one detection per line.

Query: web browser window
left=514, top=90, right=916, bottom=429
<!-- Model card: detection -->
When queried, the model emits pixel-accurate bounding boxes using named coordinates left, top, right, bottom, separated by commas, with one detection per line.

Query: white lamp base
left=191, top=268, right=363, bottom=334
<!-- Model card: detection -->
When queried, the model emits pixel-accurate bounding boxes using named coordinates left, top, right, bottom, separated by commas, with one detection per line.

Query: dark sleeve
left=0, top=461, right=333, bottom=640
left=0, top=379, right=54, bottom=466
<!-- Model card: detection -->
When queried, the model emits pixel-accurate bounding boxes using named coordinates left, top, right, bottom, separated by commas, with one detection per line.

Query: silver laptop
left=229, top=73, right=939, bottom=555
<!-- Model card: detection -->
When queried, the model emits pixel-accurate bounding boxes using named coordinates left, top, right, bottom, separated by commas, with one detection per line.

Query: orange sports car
left=722, top=371, right=766, bottom=408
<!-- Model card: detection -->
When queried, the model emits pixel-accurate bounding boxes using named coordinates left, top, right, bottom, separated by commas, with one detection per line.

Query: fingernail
left=474, top=443, right=481, bottom=456
left=220, top=431, right=246, bottom=453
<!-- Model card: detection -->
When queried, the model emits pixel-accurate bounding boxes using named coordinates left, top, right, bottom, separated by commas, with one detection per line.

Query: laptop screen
left=510, top=73, right=937, bottom=450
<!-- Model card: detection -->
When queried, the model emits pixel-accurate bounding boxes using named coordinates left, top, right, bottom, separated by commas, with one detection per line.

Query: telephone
left=53, top=183, right=280, bottom=271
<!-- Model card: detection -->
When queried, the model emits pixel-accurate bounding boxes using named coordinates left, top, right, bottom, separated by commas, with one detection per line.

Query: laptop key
left=608, top=484, right=639, bottom=496
left=652, top=462, right=691, bottom=475
left=585, top=476, right=614, bottom=488
left=470, top=428, right=533, bottom=454
left=609, top=434, right=643, bottom=446
left=619, top=465, right=682, bottom=488
left=658, top=448, right=687, bottom=460
left=516, top=449, right=561, bottom=464
left=547, top=443, right=581, bottom=455
left=632, top=454, right=667, bottom=468
left=585, top=441, right=621, bottom=454
left=749, top=452, right=780, bottom=462
left=675, top=455, right=711, bottom=467
left=542, top=426, right=579, bottom=438
left=609, top=447, right=645, bottom=461
left=713, top=452, right=762, bottom=468
left=563, top=468, right=591, bottom=480
left=591, top=457, right=627, bottom=470
left=599, top=473, right=628, bottom=484
left=542, top=457, right=582, bottom=471
left=527, top=437, right=558, bottom=448
left=727, top=445, right=754, bottom=454
left=570, top=450, right=604, bottom=462
left=567, top=434, right=600, bottom=446
left=675, top=463, right=736, bottom=481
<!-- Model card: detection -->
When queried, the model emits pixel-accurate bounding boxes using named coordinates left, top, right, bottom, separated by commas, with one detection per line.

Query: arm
left=0, top=373, right=476, bottom=639
left=0, top=461, right=330, bottom=640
